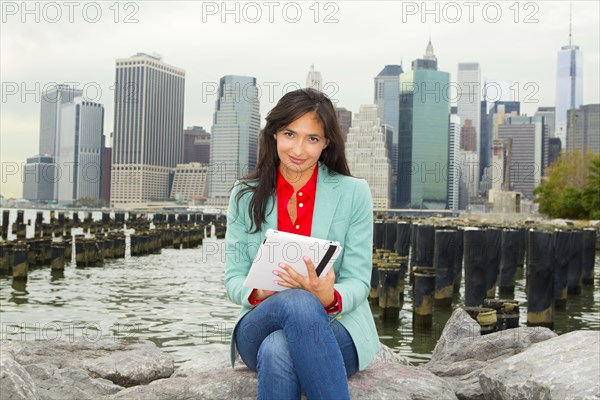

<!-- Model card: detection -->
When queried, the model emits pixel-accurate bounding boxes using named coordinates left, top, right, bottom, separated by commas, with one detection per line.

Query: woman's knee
left=274, top=289, right=324, bottom=315
left=257, top=330, right=293, bottom=371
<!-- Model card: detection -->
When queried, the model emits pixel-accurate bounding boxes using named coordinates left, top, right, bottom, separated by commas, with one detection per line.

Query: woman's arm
left=334, top=179, right=374, bottom=314
left=223, top=183, right=256, bottom=307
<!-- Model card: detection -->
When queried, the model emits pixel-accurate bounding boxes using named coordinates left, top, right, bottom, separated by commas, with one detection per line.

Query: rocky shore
left=2, top=309, right=598, bottom=400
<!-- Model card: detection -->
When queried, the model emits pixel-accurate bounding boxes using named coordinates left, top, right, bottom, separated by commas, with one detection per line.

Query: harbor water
left=0, top=210, right=599, bottom=366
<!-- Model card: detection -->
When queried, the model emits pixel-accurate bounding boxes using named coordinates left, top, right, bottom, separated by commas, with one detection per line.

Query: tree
left=533, top=149, right=595, bottom=219
left=582, top=155, right=600, bottom=219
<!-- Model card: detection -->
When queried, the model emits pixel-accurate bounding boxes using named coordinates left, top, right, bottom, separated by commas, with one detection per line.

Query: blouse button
left=295, top=225, right=300, bottom=229
left=298, top=192, right=303, bottom=196
left=299, top=203, right=304, bottom=208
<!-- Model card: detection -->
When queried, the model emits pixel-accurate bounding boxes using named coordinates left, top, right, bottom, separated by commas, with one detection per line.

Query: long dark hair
left=234, top=88, right=350, bottom=233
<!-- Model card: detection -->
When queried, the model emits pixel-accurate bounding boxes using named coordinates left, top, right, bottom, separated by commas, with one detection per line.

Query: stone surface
left=108, top=359, right=455, bottom=400
left=24, top=363, right=123, bottom=400
left=3, top=338, right=173, bottom=387
left=425, top=308, right=558, bottom=400
left=480, top=330, right=600, bottom=400
left=0, top=348, right=39, bottom=400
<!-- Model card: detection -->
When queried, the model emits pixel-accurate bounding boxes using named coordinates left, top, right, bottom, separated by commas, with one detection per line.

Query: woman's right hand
left=254, top=289, right=277, bottom=301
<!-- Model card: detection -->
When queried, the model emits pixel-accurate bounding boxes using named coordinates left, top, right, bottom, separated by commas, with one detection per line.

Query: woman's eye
left=308, top=136, right=320, bottom=143
left=283, top=131, right=294, bottom=138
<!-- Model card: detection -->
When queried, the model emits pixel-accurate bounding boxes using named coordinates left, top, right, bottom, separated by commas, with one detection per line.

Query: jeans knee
left=276, top=289, right=323, bottom=315
left=257, top=330, right=292, bottom=372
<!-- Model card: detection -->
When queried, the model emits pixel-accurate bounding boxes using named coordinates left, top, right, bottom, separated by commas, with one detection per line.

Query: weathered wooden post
left=51, top=242, right=66, bottom=271
left=485, top=227, right=502, bottom=299
left=378, top=259, right=404, bottom=321
left=1, top=210, right=10, bottom=240
left=483, top=298, right=520, bottom=330
left=413, top=266, right=435, bottom=327
left=464, top=228, right=487, bottom=307
left=552, top=230, right=570, bottom=308
left=452, top=227, right=464, bottom=293
left=462, top=306, right=497, bottom=334
left=527, top=230, right=554, bottom=329
left=567, top=230, right=583, bottom=295
left=384, top=220, right=397, bottom=252
left=498, top=229, right=520, bottom=295
left=582, top=229, right=597, bottom=285
left=12, top=241, right=28, bottom=280
left=433, top=229, right=456, bottom=307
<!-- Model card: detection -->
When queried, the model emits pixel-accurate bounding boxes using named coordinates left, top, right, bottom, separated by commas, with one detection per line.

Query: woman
left=225, top=88, right=379, bottom=399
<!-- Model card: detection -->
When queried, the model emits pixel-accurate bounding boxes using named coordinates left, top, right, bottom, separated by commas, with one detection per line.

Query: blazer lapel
left=311, top=163, right=341, bottom=240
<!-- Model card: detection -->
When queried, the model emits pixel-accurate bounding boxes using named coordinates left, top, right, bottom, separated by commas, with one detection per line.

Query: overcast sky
left=1, top=1, right=599, bottom=198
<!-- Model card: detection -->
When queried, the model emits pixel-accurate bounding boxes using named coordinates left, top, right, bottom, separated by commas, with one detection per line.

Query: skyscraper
left=345, top=104, right=391, bottom=209
left=57, top=97, right=104, bottom=203
left=555, top=8, right=583, bottom=145
left=334, top=107, right=352, bottom=142
left=457, top=63, right=481, bottom=189
left=208, top=75, right=260, bottom=204
left=498, top=116, right=547, bottom=199
left=39, top=84, right=83, bottom=157
left=567, top=104, right=600, bottom=155
left=110, top=53, right=185, bottom=206
left=374, top=65, right=402, bottom=172
left=448, top=114, right=460, bottom=212
left=22, top=155, right=56, bottom=202
left=398, top=40, right=450, bottom=209
left=306, top=65, right=323, bottom=92
left=183, top=126, right=211, bottom=164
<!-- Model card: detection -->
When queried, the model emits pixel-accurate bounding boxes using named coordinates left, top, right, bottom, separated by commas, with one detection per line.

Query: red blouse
left=248, top=165, right=342, bottom=313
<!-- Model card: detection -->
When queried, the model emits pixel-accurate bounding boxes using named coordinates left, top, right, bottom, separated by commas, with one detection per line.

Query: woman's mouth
left=289, top=156, right=305, bottom=165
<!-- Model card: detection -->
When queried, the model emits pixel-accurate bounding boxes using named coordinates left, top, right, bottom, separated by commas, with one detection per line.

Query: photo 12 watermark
left=1, top=81, right=140, bottom=105
left=400, top=1, right=540, bottom=24
left=199, top=1, right=340, bottom=24
left=1, top=1, right=140, bottom=24
left=1, top=321, right=140, bottom=343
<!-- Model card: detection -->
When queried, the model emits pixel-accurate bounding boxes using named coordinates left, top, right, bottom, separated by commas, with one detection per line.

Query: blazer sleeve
left=334, top=179, right=373, bottom=314
left=224, top=183, right=255, bottom=308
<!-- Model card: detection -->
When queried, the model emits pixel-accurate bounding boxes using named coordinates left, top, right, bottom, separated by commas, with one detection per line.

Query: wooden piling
left=463, top=228, right=487, bottom=307
left=12, top=241, right=28, bottom=280
left=413, top=266, right=435, bottom=328
left=527, top=230, right=554, bottom=329
left=485, top=228, right=502, bottom=299
left=433, top=229, right=456, bottom=307
left=51, top=242, right=66, bottom=271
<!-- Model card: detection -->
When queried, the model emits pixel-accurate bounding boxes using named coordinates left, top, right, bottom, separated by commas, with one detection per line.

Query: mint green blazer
left=224, top=162, right=380, bottom=371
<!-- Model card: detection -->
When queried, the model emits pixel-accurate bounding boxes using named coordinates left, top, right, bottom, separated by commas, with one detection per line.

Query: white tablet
left=243, top=229, right=343, bottom=292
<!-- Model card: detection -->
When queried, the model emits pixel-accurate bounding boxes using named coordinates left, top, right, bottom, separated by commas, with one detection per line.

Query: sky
left=1, top=0, right=599, bottom=198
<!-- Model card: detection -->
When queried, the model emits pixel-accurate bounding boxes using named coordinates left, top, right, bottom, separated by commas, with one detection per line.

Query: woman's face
left=274, top=111, right=329, bottom=183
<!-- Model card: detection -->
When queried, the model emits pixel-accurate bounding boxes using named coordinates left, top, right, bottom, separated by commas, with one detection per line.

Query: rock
left=425, top=308, right=557, bottom=399
left=480, top=330, right=600, bottom=400
left=0, top=348, right=39, bottom=400
left=429, top=308, right=481, bottom=363
left=24, top=363, right=123, bottom=400
left=109, top=344, right=452, bottom=400
left=3, top=338, right=173, bottom=387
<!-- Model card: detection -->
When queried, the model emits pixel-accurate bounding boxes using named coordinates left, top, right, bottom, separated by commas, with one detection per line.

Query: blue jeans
left=234, top=289, right=359, bottom=400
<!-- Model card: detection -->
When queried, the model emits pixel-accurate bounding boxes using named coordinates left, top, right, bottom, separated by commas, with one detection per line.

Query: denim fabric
left=234, top=289, right=359, bottom=400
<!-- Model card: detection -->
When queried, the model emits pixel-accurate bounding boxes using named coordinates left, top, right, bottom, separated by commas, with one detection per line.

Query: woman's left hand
left=273, top=256, right=335, bottom=307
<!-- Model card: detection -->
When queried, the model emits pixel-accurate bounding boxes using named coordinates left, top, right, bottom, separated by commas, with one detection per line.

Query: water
left=1, top=209, right=599, bottom=366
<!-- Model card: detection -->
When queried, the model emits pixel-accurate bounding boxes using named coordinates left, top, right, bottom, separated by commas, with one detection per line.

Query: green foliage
left=582, top=156, right=600, bottom=219
left=534, top=149, right=598, bottom=219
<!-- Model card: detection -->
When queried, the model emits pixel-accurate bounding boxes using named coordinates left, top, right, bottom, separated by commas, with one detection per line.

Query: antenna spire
left=569, top=2, right=572, bottom=46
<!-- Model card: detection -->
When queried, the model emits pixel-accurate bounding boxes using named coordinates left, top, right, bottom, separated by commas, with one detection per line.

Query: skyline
left=2, top=1, right=600, bottom=198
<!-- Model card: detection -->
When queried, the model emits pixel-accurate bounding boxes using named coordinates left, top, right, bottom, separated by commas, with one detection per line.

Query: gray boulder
left=425, top=308, right=557, bottom=400
left=3, top=338, right=173, bottom=387
left=0, top=348, right=39, bottom=400
left=107, top=344, right=456, bottom=400
left=480, top=330, right=600, bottom=400
left=24, top=363, right=123, bottom=400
